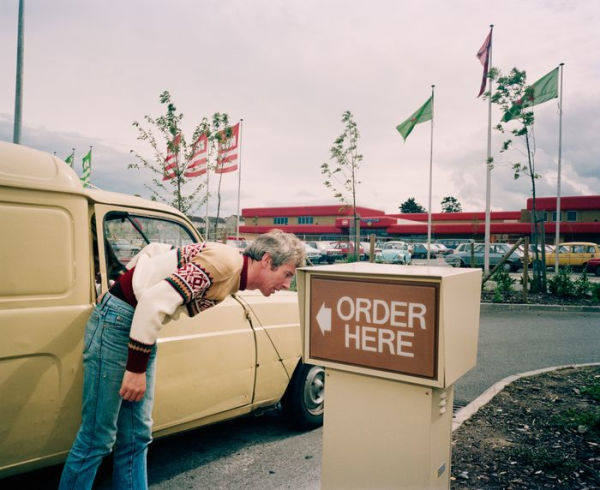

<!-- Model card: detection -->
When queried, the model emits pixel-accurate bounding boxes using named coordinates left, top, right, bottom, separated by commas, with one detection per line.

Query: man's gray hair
left=244, top=230, right=306, bottom=268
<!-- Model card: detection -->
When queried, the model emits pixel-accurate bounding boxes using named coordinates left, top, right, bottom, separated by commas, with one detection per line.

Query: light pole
left=13, top=0, right=25, bottom=144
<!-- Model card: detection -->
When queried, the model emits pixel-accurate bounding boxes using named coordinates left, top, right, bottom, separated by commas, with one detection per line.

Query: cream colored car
left=0, top=142, right=324, bottom=478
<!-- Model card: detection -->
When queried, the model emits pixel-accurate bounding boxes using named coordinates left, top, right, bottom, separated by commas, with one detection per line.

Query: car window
left=587, top=246, right=596, bottom=253
left=103, top=212, right=196, bottom=278
left=572, top=245, right=584, bottom=253
left=558, top=246, right=569, bottom=254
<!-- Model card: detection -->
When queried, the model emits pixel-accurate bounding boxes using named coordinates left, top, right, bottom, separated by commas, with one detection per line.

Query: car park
left=0, top=142, right=324, bottom=478
left=375, top=241, right=412, bottom=264
left=545, top=242, right=600, bottom=269
left=444, top=243, right=522, bottom=271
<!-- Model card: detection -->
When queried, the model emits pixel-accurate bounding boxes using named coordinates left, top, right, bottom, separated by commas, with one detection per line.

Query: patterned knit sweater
left=121, top=241, right=246, bottom=373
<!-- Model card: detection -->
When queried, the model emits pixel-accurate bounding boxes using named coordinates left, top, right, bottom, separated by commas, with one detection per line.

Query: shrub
left=574, top=270, right=591, bottom=297
left=491, top=268, right=514, bottom=301
left=547, top=267, right=576, bottom=298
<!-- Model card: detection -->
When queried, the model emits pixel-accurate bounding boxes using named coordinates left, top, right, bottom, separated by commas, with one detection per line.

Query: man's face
left=257, top=255, right=297, bottom=296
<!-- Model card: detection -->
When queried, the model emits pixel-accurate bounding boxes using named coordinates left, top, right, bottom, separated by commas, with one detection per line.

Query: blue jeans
left=59, top=293, right=157, bottom=490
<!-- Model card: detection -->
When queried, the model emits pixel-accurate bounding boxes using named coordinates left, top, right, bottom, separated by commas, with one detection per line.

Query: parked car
left=305, top=241, right=343, bottom=264
left=545, top=242, right=600, bottom=269
left=410, top=243, right=429, bottom=259
left=452, top=242, right=477, bottom=254
left=226, top=236, right=248, bottom=249
left=360, top=241, right=382, bottom=261
left=0, top=142, right=324, bottom=478
left=375, top=241, right=412, bottom=264
left=444, top=243, right=522, bottom=271
left=330, top=241, right=367, bottom=260
left=585, top=257, right=600, bottom=276
left=304, top=243, right=323, bottom=264
left=431, top=243, right=453, bottom=256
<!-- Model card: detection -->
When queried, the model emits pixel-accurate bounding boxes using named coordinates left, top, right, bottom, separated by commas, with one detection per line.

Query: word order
left=336, top=296, right=428, bottom=357
left=336, top=296, right=427, bottom=329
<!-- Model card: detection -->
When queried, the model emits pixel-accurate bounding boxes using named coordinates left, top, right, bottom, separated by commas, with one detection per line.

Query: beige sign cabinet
left=297, top=262, right=481, bottom=489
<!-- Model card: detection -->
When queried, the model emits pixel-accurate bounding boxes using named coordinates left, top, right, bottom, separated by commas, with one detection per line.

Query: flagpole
left=236, top=119, right=243, bottom=237
left=554, top=62, right=564, bottom=273
left=427, top=85, right=435, bottom=262
left=205, top=141, right=211, bottom=241
left=483, top=24, right=494, bottom=276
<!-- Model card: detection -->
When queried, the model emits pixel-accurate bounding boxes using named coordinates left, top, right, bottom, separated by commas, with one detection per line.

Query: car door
left=94, top=205, right=256, bottom=434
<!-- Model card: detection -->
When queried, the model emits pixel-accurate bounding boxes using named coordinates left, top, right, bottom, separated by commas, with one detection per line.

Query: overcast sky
left=1, top=0, right=598, bottom=217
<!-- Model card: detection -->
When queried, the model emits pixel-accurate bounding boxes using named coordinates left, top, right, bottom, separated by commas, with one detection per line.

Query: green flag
left=396, top=96, right=433, bottom=141
left=502, top=67, right=559, bottom=122
left=81, top=149, right=92, bottom=187
left=64, top=151, right=74, bottom=167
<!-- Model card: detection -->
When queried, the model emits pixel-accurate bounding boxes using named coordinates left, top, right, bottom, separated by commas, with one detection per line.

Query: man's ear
left=261, top=252, right=272, bottom=268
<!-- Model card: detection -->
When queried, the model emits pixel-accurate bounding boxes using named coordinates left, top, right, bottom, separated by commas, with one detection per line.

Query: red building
left=239, top=196, right=600, bottom=244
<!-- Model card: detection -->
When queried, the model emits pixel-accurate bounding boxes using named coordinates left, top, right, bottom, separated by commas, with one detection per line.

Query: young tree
left=129, top=91, right=232, bottom=224
left=399, top=197, right=426, bottom=213
left=489, top=68, right=546, bottom=292
left=440, top=196, right=462, bottom=213
left=321, top=111, right=363, bottom=261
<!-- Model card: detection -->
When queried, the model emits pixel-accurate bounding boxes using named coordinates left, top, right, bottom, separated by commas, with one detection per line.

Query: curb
left=452, top=362, right=600, bottom=432
left=480, top=302, right=600, bottom=313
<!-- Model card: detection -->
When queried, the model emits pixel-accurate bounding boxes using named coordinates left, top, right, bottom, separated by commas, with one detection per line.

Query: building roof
left=242, top=205, right=386, bottom=217
left=527, top=195, right=600, bottom=211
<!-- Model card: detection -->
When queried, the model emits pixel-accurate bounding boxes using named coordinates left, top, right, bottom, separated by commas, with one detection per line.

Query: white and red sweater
left=110, top=242, right=247, bottom=373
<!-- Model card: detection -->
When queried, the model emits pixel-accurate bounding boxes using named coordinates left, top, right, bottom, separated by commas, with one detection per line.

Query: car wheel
left=594, top=266, right=600, bottom=277
left=281, top=363, right=324, bottom=430
left=502, top=262, right=512, bottom=272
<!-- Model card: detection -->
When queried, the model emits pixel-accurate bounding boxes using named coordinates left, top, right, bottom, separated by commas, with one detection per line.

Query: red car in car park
left=330, top=241, right=367, bottom=260
left=585, top=257, right=600, bottom=276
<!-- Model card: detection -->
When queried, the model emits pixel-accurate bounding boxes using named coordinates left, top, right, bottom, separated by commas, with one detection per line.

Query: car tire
left=281, top=363, right=324, bottom=430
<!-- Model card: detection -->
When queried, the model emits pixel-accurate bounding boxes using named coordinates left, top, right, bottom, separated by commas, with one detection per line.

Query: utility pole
left=13, top=0, right=25, bottom=144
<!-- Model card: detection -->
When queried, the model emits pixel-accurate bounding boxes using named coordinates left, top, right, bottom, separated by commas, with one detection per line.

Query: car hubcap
left=304, top=366, right=325, bottom=415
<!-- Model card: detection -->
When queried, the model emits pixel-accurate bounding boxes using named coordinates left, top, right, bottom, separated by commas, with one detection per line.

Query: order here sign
left=309, top=276, right=439, bottom=379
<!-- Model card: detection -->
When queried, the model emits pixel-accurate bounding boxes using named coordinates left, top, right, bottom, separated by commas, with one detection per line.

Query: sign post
left=297, top=263, right=481, bottom=489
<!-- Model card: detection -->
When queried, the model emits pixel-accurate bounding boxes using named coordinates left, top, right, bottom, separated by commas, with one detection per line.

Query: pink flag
left=476, top=28, right=492, bottom=97
left=215, top=123, right=240, bottom=174
left=184, top=133, right=209, bottom=177
left=163, top=134, right=181, bottom=181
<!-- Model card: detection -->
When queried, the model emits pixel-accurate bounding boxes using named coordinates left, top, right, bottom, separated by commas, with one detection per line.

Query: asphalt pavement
left=3, top=305, right=599, bottom=489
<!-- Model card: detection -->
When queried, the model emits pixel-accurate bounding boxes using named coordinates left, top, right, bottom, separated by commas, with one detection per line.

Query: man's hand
left=119, top=370, right=146, bottom=402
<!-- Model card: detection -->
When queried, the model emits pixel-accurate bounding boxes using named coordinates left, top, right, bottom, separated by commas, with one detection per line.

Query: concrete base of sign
left=322, top=368, right=454, bottom=489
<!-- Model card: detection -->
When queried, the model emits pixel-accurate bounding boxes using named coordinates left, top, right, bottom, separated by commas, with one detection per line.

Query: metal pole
left=426, top=85, right=435, bottom=262
left=554, top=63, right=564, bottom=273
left=483, top=24, right=494, bottom=276
left=13, top=0, right=25, bottom=144
left=236, top=119, right=243, bottom=237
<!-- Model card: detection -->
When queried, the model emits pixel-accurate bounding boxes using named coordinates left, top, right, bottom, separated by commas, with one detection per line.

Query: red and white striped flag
left=163, top=134, right=181, bottom=181
left=476, top=28, right=492, bottom=97
left=215, top=122, right=240, bottom=174
left=184, top=133, right=208, bottom=177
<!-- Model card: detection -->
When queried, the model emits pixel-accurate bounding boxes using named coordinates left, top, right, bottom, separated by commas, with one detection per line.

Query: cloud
left=1, top=0, right=597, bottom=220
